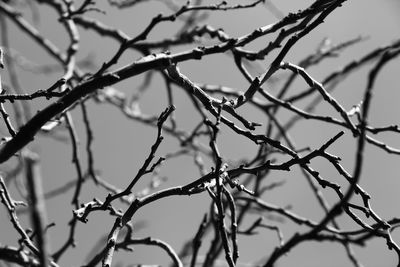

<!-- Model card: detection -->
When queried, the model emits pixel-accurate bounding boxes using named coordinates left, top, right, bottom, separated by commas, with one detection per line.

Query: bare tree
left=0, top=0, right=400, bottom=266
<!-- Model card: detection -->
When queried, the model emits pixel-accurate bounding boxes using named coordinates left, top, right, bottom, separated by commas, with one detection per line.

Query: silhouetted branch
left=0, top=1, right=399, bottom=266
